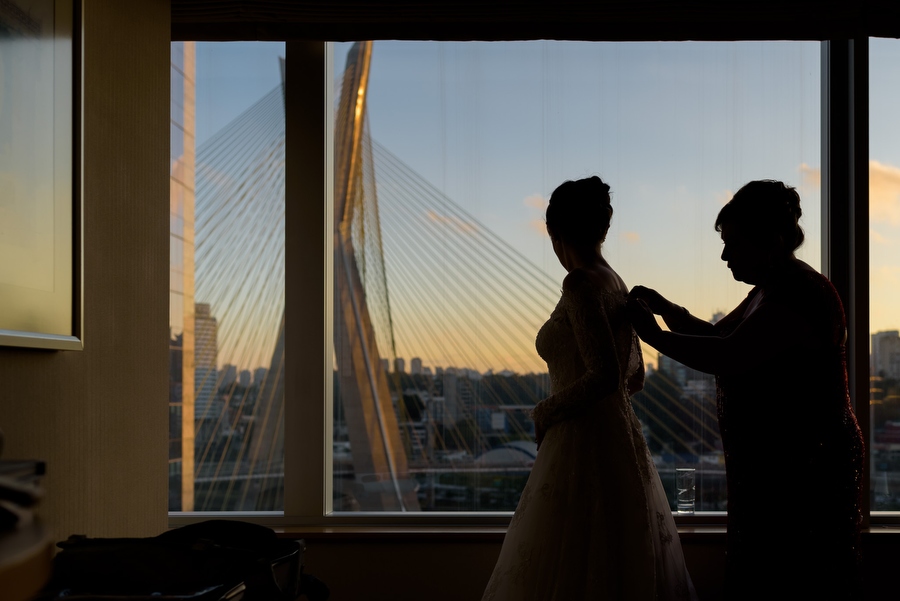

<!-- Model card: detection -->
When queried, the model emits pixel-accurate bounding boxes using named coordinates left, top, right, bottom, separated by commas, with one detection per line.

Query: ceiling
left=170, top=0, right=900, bottom=42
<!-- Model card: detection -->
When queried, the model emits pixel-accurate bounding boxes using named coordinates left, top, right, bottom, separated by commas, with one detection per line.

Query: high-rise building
left=254, top=367, right=268, bottom=386
left=442, top=370, right=478, bottom=423
left=221, top=364, right=237, bottom=388
left=410, top=357, right=423, bottom=375
left=239, top=369, right=252, bottom=387
left=394, top=357, right=405, bottom=373
left=169, top=41, right=196, bottom=512
left=194, top=303, right=219, bottom=419
left=872, top=330, right=900, bottom=380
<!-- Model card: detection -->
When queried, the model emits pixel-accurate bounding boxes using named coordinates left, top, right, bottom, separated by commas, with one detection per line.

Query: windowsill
left=170, top=513, right=900, bottom=543
left=270, top=524, right=900, bottom=543
left=273, top=522, right=730, bottom=543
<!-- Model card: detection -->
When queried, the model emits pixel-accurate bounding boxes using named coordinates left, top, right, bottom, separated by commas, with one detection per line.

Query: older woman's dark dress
left=714, top=268, right=864, bottom=600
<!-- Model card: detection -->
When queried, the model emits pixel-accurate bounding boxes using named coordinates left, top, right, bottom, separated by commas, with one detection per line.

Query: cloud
left=714, top=189, right=734, bottom=206
left=621, top=231, right=640, bottom=243
left=528, top=219, right=548, bottom=237
left=523, top=194, right=546, bottom=210
left=524, top=194, right=548, bottom=237
left=871, top=228, right=891, bottom=246
left=871, top=265, right=900, bottom=333
left=800, top=163, right=820, bottom=189
left=872, top=265, right=900, bottom=287
left=798, top=161, right=900, bottom=225
left=425, top=210, right=478, bottom=235
left=870, top=160, right=900, bottom=226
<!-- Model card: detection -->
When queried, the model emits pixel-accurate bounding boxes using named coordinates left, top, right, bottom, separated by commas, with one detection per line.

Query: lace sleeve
left=531, top=270, right=622, bottom=431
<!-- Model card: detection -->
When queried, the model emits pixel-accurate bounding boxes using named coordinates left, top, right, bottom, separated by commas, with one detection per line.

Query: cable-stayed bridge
left=187, top=42, right=724, bottom=512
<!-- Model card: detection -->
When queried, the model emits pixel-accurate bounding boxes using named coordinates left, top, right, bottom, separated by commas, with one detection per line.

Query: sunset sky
left=192, top=39, right=900, bottom=373
left=349, top=40, right=822, bottom=285
left=868, top=38, right=900, bottom=342
left=338, top=40, right=822, bottom=371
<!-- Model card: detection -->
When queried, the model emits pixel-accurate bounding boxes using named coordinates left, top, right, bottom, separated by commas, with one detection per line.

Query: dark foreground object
left=36, top=519, right=329, bottom=601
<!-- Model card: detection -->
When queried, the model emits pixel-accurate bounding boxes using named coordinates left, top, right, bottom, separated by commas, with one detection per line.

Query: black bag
left=39, top=520, right=328, bottom=601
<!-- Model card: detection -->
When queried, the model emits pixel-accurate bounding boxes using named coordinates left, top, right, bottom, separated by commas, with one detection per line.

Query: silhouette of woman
left=482, top=176, right=696, bottom=601
left=628, top=180, right=864, bottom=600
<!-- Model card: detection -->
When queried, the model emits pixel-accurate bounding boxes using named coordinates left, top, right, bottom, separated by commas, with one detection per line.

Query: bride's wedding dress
left=482, top=271, right=697, bottom=600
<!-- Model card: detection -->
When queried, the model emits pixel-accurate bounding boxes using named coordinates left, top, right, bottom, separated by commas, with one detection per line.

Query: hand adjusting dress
left=482, top=270, right=697, bottom=601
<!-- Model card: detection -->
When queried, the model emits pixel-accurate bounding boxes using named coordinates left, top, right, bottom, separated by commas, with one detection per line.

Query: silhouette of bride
left=482, top=176, right=696, bottom=601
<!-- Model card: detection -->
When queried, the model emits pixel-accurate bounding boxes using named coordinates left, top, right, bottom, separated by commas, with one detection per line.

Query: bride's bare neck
left=569, top=254, right=627, bottom=295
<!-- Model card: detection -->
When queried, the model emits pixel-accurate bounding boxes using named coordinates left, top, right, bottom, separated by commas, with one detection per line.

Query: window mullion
left=821, top=38, right=871, bottom=526
left=283, top=41, right=333, bottom=523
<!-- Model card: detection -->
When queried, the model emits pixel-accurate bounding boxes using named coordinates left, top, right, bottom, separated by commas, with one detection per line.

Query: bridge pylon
left=334, top=41, right=419, bottom=511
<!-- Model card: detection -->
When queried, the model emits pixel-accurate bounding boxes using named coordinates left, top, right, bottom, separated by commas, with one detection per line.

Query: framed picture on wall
left=0, top=0, right=82, bottom=350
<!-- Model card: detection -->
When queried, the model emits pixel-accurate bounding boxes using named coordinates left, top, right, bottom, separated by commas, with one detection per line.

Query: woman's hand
left=629, top=285, right=675, bottom=316
left=627, top=296, right=663, bottom=344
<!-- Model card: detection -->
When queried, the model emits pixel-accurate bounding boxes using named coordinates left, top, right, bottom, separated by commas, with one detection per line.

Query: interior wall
left=296, top=533, right=898, bottom=601
left=297, top=535, right=727, bottom=601
left=0, top=0, right=170, bottom=541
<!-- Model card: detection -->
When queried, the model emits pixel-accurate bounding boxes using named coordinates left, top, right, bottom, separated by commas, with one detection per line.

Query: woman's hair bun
left=545, top=176, right=613, bottom=246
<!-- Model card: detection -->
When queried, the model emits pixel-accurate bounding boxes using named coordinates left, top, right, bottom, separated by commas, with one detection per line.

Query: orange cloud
left=870, top=160, right=900, bottom=226
left=873, top=265, right=900, bottom=288
left=524, top=194, right=548, bottom=237
left=529, top=218, right=548, bottom=237
left=715, top=189, right=734, bottom=206
left=425, top=210, right=478, bottom=234
left=621, top=231, right=640, bottom=243
left=523, top=194, right=547, bottom=210
left=800, top=163, right=820, bottom=189
left=871, top=228, right=891, bottom=246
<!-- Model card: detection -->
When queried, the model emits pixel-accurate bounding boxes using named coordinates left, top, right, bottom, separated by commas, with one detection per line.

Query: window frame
left=168, top=36, right=887, bottom=530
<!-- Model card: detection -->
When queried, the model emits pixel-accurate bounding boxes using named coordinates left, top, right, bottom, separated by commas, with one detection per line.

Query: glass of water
left=675, top=468, right=696, bottom=514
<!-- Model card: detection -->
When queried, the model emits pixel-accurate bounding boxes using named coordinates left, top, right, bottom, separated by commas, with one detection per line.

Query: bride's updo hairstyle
left=545, top=176, right=613, bottom=247
left=715, top=179, right=805, bottom=253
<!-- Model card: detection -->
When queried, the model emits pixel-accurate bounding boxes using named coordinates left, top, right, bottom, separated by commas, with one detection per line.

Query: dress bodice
left=536, top=282, right=643, bottom=398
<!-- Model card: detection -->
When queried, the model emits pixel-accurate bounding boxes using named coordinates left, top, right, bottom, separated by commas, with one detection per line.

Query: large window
left=869, top=37, right=900, bottom=513
left=167, top=39, right=894, bottom=525
left=329, top=41, right=821, bottom=513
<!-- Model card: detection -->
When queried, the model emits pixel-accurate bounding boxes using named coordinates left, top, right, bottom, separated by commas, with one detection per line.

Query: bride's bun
left=545, top=176, right=613, bottom=246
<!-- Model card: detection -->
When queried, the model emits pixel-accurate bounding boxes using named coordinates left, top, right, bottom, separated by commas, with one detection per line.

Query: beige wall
left=0, top=0, right=170, bottom=541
